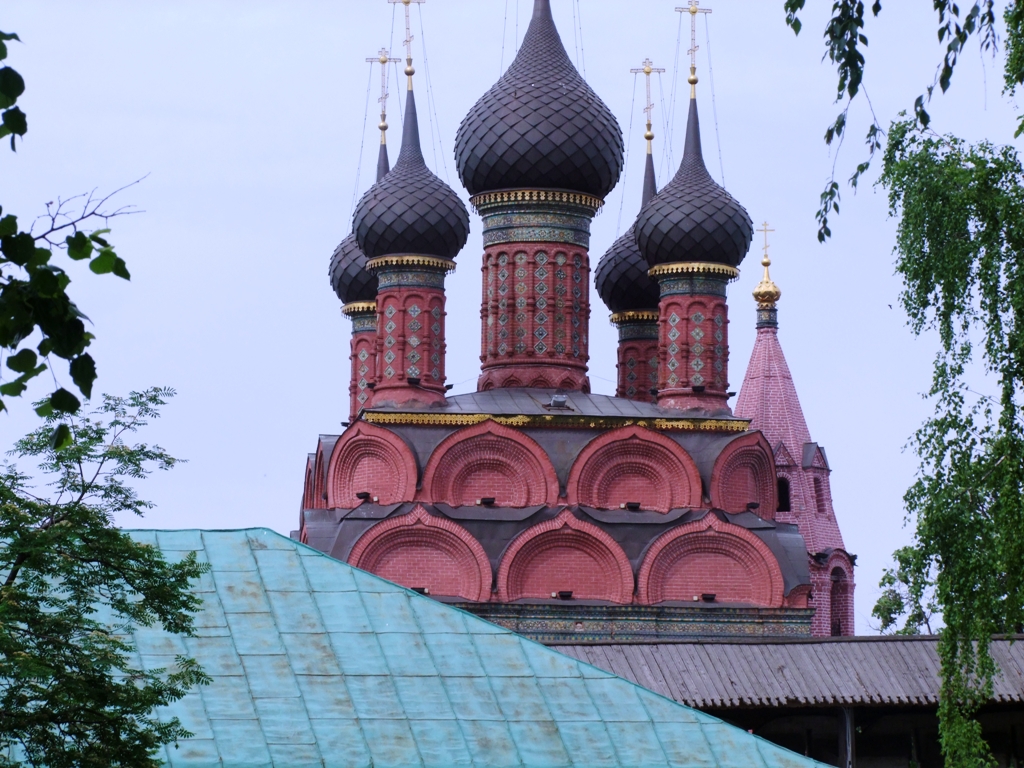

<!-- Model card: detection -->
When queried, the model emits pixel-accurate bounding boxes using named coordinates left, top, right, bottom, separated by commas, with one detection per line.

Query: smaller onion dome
left=752, top=254, right=782, bottom=308
left=635, top=97, right=753, bottom=268
left=329, top=233, right=377, bottom=305
left=596, top=152, right=661, bottom=313
left=329, top=143, right=390, bottom=305
left=354, top=90, right=469, bottom=260
left=454, top=0, right=624, bottom=199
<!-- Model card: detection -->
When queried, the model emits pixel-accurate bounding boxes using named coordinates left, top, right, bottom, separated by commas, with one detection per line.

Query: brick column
left=611, top=311, right=659, bottom=402
left=341, top=301, right=377, bottom=419
left=651, top=263, right=736, bottom=412
left=368, top=255, right=452, bottom=409
left=473, top=190, right=602, bottom=392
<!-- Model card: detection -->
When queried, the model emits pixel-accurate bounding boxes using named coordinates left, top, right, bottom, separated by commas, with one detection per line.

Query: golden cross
left=758, top=221, right=775, bottom=260
left=367, top=48, right=401, bottom=133
left=676, top=1, right=711, bottom=93
left=629, top=58, right=666, bottom=139
left=388, top=0, right=424, bottom=67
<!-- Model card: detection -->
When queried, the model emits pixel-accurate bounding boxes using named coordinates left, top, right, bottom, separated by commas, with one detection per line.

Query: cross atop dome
left=630, top=58, right=666, bottom=151
left=677, top=1, right=711, bottom=95
left=388, top=0, right=423, bottom=87
left=367, top=47, right=401, bottom=144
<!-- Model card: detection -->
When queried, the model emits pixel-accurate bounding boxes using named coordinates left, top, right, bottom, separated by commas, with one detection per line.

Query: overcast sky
left=3, top=1, right=1017, bottom=633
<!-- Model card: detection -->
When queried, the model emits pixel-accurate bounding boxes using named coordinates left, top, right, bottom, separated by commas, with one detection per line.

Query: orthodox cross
left=676, top=1, right=711, bottom=94
left=367, top=47, right=401, bottom=139
left=629, top=58, right=666, bottom=148
left=388, top=0, right=423, bottom=86
left=758, top=221, right=775, bottom=261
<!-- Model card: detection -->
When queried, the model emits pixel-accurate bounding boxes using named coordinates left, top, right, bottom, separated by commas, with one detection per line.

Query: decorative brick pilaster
left=652, top=263, right=736, bottom=412
left=611, top=311, right=659, bottom=401
left=472, top=190, right=602, bottom=392
left=368, top=255, right=452, bottom=409
left=342, top=302, right=377, bottom=420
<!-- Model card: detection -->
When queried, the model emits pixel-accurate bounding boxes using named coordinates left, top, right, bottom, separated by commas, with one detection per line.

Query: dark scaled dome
left=635, top=98, right=753, bottom=268
left=454, top=0, right=624, bottom=199
left=596, top=153, right=661, bottom=313
left=330, top=143, right=389, bottom=305
left=354, top=91, right=469, bottom=259
left=329, top=233, right=377, bottom=305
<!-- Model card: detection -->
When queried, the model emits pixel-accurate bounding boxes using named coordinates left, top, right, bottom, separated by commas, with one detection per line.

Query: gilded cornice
left=362, top=410, right=750, bottom=433
left=341, top=301, right=377, bottom=317
left=470, top=189, right=604, bottom=214
left=648, top=262, right=740, bottom=280
left=610, top=310, right=659, bottom=325
left=366, top=254, right=457, bottom=273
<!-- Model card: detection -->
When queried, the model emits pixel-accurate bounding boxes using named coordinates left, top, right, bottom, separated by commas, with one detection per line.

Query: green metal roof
left=120, top=528, right=827, bottom=767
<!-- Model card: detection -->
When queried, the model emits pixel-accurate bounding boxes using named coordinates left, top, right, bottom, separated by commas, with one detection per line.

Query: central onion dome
left=596, top=150, right=661, bottom=313
left=635, top=97, right=753, bottom=268
left=454, top=0, right=624, bottom=198
left=354, top=91, right=469, bottom=260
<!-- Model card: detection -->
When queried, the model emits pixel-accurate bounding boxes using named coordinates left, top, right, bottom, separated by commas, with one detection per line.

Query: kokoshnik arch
left=310, top=0, right=855, bottom=641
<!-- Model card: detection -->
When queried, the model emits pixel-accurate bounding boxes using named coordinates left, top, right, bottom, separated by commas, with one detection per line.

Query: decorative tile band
left=657, top=275, right=729, bottom=298
left=362, top=410, right=750, bottom=433
left=349, top=313, right=378, bottom=334
left=616, top=320, right=659, bottom=342
left=757, top=307, right=779, bottom=328
left=376, top=269, right=447, bottom=290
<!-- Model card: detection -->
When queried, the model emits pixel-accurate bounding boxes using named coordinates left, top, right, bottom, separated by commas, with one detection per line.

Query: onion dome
left=752, top=254, right=782, bottom=308
left=329, top=143, right=391, bottom=305
left=354, top=90, right=469, bottom=259
left=454, top=0, right=624, bottom=199
left=595, top=151, right=661, bottom=313
left=635, top=97, right=753, bottom=268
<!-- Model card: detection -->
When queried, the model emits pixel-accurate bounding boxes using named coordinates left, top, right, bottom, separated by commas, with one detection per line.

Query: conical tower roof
left=635, top=97, right=752, bottom=268
left=454, top=0, right=624, bottom=198
left=354, top=90, right=469, bottom=259
left=596, top=151, right=661, bottom=313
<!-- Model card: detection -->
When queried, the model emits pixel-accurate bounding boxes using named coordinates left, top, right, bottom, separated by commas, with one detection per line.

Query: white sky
left=3, top=1, right=1017, bottom=634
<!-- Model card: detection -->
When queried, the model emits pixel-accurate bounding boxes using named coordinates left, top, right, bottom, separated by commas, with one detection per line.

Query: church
left=301, top=0, right=856, bottom=644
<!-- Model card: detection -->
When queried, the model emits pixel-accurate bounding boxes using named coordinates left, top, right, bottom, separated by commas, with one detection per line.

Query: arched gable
left=637, top=514, right=785, bottom=606
left=326, top=422, right=418, bottom=507
left=497, top=509, right=634, bottom=603
left=421, top=420, right=558, bottom=507
left=349, top=505, right=492, bottom=602
left=303, top=454, right=316, bottom=510
left=710, top=432, right=778, bottom=515
left=566, top=426, right=702, bottom=512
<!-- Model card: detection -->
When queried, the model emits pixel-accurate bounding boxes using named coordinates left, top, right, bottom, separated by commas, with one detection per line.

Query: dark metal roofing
left=553, top=636, right=1024, bottom=708
left=454, top=0, right=624, bottom=199
left=329, top=233, right=378, bottom=304
left=635, top=97, right=753, bottom=269
left=369, top=388, right=748, bottom=422
left=596, top=154, right=662, bottom=314
left=354, top=90, right=469, bottom=260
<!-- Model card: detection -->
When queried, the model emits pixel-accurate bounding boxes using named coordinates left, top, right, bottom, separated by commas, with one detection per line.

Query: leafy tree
left=0, top=388, right=210, bottom=768
left=785, top=3, right=1024, bottom=764
left=0, top=28, right=134, bottom=441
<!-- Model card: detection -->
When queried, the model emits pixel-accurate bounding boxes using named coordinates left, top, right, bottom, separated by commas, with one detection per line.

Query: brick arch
left=637, top=514, right=785, bottom=606
left=303, top=457, right=315, bottom=510
left=421, top=420, right=558, bottom=507
left=349, top=505, right=491, bottom=602
left=497, top=508, right=634, bottom=603
left=326, top=422, right=417, bottom=507
left=710, top=432, right=778, bottom=515
left=566, top=426, right=703, bottom=512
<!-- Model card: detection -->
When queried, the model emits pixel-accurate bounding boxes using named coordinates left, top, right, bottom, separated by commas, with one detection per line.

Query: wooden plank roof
left=553, top=636, right=1024, bottom=709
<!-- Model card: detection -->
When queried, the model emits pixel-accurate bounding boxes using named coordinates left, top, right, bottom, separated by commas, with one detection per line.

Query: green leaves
left=0, top=389, right=208, bottom=764
left=0, top=66, right=25, bottom=109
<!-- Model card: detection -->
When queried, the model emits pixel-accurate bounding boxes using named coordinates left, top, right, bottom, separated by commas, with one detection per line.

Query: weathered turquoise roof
left=121, top=528, right=827, bottom=767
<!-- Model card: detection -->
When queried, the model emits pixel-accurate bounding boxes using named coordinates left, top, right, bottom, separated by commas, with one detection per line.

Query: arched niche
left=497, top=509, right=634, bottom=603
left=710, top=432, right=778, bottom=515
left=637, top=514, right=785, bottom=606
left=566, top=426, right=703, bottom=512
left=326, top=422, right=418, bottom=507
left=349, top=506, right=491, bottom=602
left=421, top=420, right=558, bottom=507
